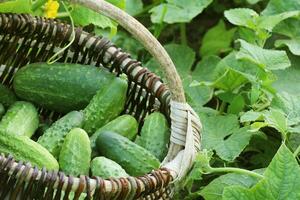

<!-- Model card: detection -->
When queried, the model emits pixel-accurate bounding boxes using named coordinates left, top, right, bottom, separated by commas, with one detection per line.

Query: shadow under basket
left=0, top=13, right=201, bottom=200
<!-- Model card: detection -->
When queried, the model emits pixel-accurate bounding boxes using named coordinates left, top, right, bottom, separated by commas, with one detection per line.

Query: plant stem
left=154, top=4, right=168, bottom=38
left=210, top=166, right=264, bottom=179
left=180, top=23, right=187, bottom=45
left=219, top=101, right=227, bottom=114
left=293, top=145, right=300, bottom=157
left=56, top=12, right=70, bottom=18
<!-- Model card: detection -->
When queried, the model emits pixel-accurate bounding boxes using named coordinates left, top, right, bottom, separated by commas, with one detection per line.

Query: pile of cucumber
left=0, top=63, right=170, bottom=178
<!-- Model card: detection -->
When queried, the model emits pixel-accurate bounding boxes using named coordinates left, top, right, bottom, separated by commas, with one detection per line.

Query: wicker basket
left=0, top=1, right=201, bottom=199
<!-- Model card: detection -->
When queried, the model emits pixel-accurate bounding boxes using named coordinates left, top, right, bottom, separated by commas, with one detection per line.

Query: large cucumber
left=90, top=115, right=138, bottom=155
left=37, top=111, right=84, bottom=158
left=0, top=101, right=39, bottom=137
left=83, top=76, right=128, bottom=135
left=96, top=131, right=160, bottom=176
left=135, top=112, right=170, bottom=160
left=0, top=131, right=59, bottom=170
left=59, top=128, right=91, bottom=176
left=0, top=83, right=17, bottom=108
left=13, top=63, right=116, bottom=113
left=91, top=157, right=128, bottom=179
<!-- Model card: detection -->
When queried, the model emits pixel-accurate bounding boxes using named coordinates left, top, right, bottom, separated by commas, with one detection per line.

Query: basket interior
left=0, top=13, right=171, bottom=128
left=0, top=13, right=174, bottom=199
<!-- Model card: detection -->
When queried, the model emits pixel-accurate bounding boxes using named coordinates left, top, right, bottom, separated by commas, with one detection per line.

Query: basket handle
left=70, top=0, right=201, bottom=181
left=70, top=0, right=186, bottom=103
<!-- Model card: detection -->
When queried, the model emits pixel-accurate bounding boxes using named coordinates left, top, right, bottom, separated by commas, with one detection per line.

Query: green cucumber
left=91, top=157, right=128, bottom=179
left=37, top=111, right=84, bottom=158
left=83, top=76, right=128, bottom=135
left=0, top=101, right=39, bottom=137
left=59, top=128, right=91, bottom=176
left=90, top=115, right=138, bottom=155
left=96, top=131, right=160, bottom=176
left=136, top=112, right=170, bottom=160
left=0, top=131, right=58, bottom=170
left=13, top=63, right=116, bottom=113
left=0, top=83, right=16, bottom=108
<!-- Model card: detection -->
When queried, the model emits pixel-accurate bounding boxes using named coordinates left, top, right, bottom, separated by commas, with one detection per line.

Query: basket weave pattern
left=0, top=13, right=201, bottom=199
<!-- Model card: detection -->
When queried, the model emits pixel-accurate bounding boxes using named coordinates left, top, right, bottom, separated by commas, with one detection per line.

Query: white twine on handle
left=162, top=100, right=202, bottom=181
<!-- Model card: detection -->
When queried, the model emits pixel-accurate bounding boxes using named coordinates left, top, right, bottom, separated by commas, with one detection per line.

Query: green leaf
left=263, top=109, right=288, bottom=136
left=257, top=11, right=300, bottom=32
left=223, top=144, right=300, bottom=200
left=236, top=39, right=291, bottom=70
left=271, top=92, right=300, bottom=125
left=224, top=8, right=258, bottom=29
left=145, top=44, right=196, bottom=79
left=202, top=115, right=256, bottom=161
left=193, top=55, right=221, bottom=82
left=263, top=0, right=300, bottom=15
left=125, top=0, right=143, bottom=16
left=106, top=0, right=126, bottom=9
left=275, top=39, right=300, bottom=56
left=200, top=169, right=263, bottom=200
left=149, top=0, right=213, bottom=24
left=184, top=78, right=213, bottom=107
left=0, top=0, right=32, bottom=14
left=273, top=54, right=300, bottom=95
left=240, top=111, right=263, bottom=123
left=70, top=4, right=117, bottom=35
left=200, top=20, right=236, bottom=57
left=227, top=95, right=245, bottom=114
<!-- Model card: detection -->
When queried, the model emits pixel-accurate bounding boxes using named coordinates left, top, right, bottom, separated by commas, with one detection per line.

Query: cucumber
left=96, top=131, right=160, bottom=176
left=13, top=63, right=116, bottom=113
left=37, top=111, right=84, bottom=158
left=0, top=83, right=16, bottom=108
left=90, top=115, right=138, bottom=155
left=83, top=76, right=128, bottom=135
left=0, top=101, right=39, bottom=137
left=0, top=103, right=4, bottom=119
left=0, top=131, right=59, bottom=170
left=91, top=157, right=128, bottom=179
left=136, top=112, right=170, bottom=161
left=59, top=128, right=91, bottom=176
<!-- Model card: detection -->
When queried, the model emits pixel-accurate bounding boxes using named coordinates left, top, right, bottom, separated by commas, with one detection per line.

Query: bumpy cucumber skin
left=0, top=131, right=59, bottom=170
left=0, top=84, right=16, bottom=108
left=83, top=77, right=128, bottom=135
left=96, top=131, right=160, bottom=176
left=37, top=111, right=84, bottom=158
left=0, top=101, right=39, bottom=137
left=59, top=128, right=91, bottom=176
left=136, top=112, right=170, bottom=161
left=91, top=157, right=128, bottom=179
left=90, top=115, right=138, bottom=155
left=13, top=63, right=115, bottom=113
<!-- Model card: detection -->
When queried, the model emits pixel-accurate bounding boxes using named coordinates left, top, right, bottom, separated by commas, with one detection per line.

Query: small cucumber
left=0, top=83, right=16, bottom=108
left=136, top=112, right=170, bottom=160
left=96, top=131, right=160, bottom=176
left=0, top=131, right=59, bottom=170
left=0, top=101, right=39, bottom=137
left=91, top=157, right=128, bottom=179
left=90, top=115, right=138, bottom=155
left=59, top=128, right=91, bottom=176
left=38, top=111, right=84, bottom=158
left=83, top=76, right=128, bottom=135
left=13, top=63, right=116, bottom=113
